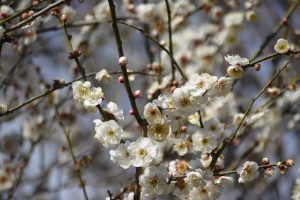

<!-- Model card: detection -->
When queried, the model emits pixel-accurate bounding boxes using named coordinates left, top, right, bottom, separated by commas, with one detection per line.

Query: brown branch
left=5, top=0, right=66, bottom=33
left=250, top=0, right=300, bottom=61
left=244, top=50, right=300, bottom=68
left=0, top=71, right=153, bottom=117
left=117, top=21, right=188, bottom=82
left=56, top=110, right=89, bottom=200
left=164, top=0, right=175, bottom=81
left=107, top=0, right=146, bottom=129
left=209, top=60, right=294, bottom=169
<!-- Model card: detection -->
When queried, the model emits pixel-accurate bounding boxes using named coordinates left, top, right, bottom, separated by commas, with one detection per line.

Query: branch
left=107, top=0, right=146, bottom=130
left=244, top=50, right=300, bottom=68
left=56, top=110, right=89, bottom=200
left=5, top=0, right=66, bottom=33
left=164, top=0, right=175, bottom=80
left=250, top=0, right=300, bottom=61
left=0, top=70, right=153, bottom=117
left=117, top=21, right=188, bottom=81
left=209, top=60, right=294, bottom=169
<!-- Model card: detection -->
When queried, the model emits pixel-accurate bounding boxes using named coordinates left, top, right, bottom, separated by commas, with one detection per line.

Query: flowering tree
left=1, top=0, right=300, bottom=199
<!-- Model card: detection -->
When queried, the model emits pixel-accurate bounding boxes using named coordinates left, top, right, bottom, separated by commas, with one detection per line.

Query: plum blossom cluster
left=1, top=0, right=300, bottom=199
left=72, top=81, right=104, bottom=112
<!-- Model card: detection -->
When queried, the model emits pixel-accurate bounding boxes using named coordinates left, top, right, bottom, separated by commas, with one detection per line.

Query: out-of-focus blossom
left=237, top=161, right=259, bottom=183
left=274, top=38, right=289, bottom=54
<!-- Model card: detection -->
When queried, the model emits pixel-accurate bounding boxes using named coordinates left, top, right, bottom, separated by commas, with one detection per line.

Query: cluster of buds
left=261, top=157, right=274, bottom=177
left=261, top=157, right=295, bottom=177
left=20, top=10, right=35, bottom=20
left=277, top=159, right=295, bottom=175
left=68, top=50, right=81, bottom=60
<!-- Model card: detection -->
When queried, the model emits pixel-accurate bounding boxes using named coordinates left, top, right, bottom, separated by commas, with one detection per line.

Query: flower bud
left=274, top=38, right=289, bottom=54
left=134, top=90, right=142, bottom=98
left=261, top=157, right=270, bottom=165
left=285, top=159, right=295, bottom=167
left=118, top=56, right=128, bottom=67
left=288, top=83, right=296, bottom=90
left=61, top=14, right=68, bottom=23
left=0, top=103, right=8, bottom=114
left=263, top=168, right=274, bottom=177
left=28, top=10, right=34, bottom=17
left=118, top=76, right=124, bottom=83
left=227, top=65, right=244, bottom=79
left=180, top=125, right=187, bottom=133
left=267, top=87, right=280, bottom=97
left=21, top=12, right=28, bottom=20
left=246, top=10, right=256, bottom=22
left=254, top=64, right=261, bottom=71
left=129, top=109, right=134, bottom=115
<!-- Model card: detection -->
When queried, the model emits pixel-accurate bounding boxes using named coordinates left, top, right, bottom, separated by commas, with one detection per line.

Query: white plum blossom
left=128, top=137, right=161, bottom=167
left=274, top=38, right=289, bottom=54
left=136, top=3, right=160, bottom=23
left=94, top=1, right=111, bottom=21
left=109, top=142, right=132, bottom=169
left=227, top=65, right=244, bottom=79
left=215, top=176, right=234, bottom=186
left=192, top=131, right=218, bottom=153
left=144, top=102, right=162, bottom=124
left=223, top=12, right=244, bottom=28
left=184, top=171, right=206, bottom=190
left=139, top=166, right=171, bottom=197
left=204, top=117, right=224, bottom=139
left=209, top=77, right=233, bottom=97
left=237, top=161, right=259, bottom=183
left=84, top=87, right=104, bottom=106
left=94, top=120, right=123, bottom=148
left=72, top=81, right=92, bottom=103
left=189, top=184, right=217, bottom=200
left=147, top=120, right=170, bottom=142
left=188, top=73, right=218, bottom=97
left=72, top=81, right=104, bottom=111
left=169, top=160, right=189, bottom=176
left=173, top=139, right=188, bottom=156
left=172, top=86, right=198, bottom=116
left=95, top=69, right=111, bottom=83
left=224, top=55, right=249, bottom=66
left=106, top=102, right=124, bottom=121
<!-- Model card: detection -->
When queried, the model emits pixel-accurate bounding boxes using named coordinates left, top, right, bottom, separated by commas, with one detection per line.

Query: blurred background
left=1, top=0, right=300, bottom=199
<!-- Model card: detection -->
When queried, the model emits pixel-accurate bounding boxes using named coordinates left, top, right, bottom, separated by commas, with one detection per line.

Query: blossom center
left=138, top=148, right=147, bottom=158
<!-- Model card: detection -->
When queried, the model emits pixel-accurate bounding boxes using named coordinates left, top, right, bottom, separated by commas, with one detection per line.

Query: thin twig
left=107, top=0, right=146, bottom=129
left=117, top=21, right=188, bottom=82
left=106, top=1, right=146, bottom=200
left=5, top=0, right=66, bottom=33
left=0, top=71, right=153, bottom=117
left=244, top=50, right=300, bottom=68
left=164, top=0, right=175, bottom=80
left=250, top=0, right=300, bottom=61
left=56, top=110, right=89, bottom=200
left=209, top=60, right=294, bottom=169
